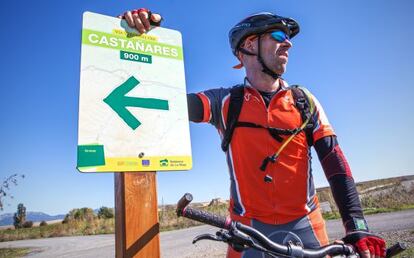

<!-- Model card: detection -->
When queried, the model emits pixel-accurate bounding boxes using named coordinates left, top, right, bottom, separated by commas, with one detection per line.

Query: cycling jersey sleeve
left=310, top=95, right=335, bottom=143
left=187, top=93, right=204, bottom=122
left=193, top=87, right=231, bottom=129
left=315, top=136, right=366, bottom=233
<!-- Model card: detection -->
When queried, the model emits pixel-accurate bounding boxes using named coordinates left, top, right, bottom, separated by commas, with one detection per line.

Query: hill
left=317, top=175, right=414, bottom=213
left=0, top=212, right=65, bottom=226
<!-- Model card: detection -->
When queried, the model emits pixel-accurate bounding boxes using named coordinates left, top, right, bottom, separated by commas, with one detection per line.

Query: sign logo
left=141, top=159, right=150, bottom=166
left=159, top=159, right=169, bottom=167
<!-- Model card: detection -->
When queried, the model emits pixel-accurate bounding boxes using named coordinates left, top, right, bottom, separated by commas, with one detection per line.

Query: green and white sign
left=78, top=12, right=192, bottom=172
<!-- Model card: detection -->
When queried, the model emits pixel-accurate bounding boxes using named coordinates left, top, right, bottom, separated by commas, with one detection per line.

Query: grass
left=0, top=248, right=31, bottom=258
left=0, top=219, right=114, bottom=242
left=363, top=205, right=414, bottom=215
left=322, top=211, right=341, bottom=220
left=321, top=205, right=414, bottom=221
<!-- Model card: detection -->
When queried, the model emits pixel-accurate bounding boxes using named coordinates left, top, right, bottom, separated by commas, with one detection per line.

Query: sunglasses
left=269, top=30, right=290, bottom=43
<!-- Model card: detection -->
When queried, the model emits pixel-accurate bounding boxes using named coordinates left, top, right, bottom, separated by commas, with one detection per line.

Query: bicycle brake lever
left=192, top=233, right=224, bottom=244
left=218, top=229, right=255, bottom=252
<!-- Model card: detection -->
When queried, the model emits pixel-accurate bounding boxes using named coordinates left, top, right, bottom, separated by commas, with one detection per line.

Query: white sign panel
left=78, top=12, right=192, bottom=172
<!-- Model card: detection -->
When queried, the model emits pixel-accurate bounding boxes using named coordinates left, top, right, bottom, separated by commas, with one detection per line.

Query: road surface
left=0, top=209, right=413, bottom=257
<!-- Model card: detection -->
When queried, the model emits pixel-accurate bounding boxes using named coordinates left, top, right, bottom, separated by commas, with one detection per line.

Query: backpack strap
left=260, top=86, right=316, bottom=172
left=290, top=85, right=315, bottom=146
left=221, top=85, right=245, bottom=152
left=221, top=84, right=316, bottom=154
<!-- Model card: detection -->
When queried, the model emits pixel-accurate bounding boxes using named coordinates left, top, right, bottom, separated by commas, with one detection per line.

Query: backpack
left=220, top=85, right=316, bottom=171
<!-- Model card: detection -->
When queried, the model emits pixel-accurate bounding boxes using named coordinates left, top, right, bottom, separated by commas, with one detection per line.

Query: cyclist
left=120, top=8, right=386, bottom=258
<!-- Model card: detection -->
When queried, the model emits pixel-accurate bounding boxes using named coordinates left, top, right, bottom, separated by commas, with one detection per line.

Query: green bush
left=22, top=221, right=33, bottom=228
left=1, top=218, right=115, bottom=242
left=97, top=206, right=114, bottom=219
left=39, top=221, right=48, bottom=227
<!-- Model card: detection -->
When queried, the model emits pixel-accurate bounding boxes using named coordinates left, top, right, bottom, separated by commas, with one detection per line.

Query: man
left=120, top=8, right=386, bottom=258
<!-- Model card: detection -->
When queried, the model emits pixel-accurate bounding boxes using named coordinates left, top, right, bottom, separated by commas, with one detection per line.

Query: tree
left=97, top=206, right=114, bottom=219
left=13, top=203, right=26, bottom=229
left=0, top=174, right=25, bottom=211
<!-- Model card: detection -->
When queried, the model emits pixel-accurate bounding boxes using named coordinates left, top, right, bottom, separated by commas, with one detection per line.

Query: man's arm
left=187, top=87, right=232, bottom=128
left=309, top=92, right=385, bottom=258
left=187, top=94, right=204, bottom=122
left=315, top=136, right=386, bottom=258
left=314, top=136, right=365, bottom=232
left=309, top=93, right=365, bottom=228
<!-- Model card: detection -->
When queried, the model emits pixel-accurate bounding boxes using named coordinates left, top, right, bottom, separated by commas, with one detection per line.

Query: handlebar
left=236, top=221, right=353, bottom=257
left=176, top=193, right=232, bottom=229
left=176, top=193, right=406, bottom=258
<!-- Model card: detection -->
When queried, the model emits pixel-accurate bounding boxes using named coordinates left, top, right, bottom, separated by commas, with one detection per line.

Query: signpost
left=114, top=172, right=159, bottom=258
left=78, top=12, right=191, bottom=257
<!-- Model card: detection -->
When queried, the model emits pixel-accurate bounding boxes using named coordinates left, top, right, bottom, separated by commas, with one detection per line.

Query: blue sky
left=0, top=0, right=413, bottom=215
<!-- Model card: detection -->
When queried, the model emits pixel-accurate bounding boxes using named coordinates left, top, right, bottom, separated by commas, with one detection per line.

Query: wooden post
left=115, top=172, right=160, bottom=258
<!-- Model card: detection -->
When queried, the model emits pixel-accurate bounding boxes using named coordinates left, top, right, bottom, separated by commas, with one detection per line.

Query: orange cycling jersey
left=196, top=81, right=335, bottom=225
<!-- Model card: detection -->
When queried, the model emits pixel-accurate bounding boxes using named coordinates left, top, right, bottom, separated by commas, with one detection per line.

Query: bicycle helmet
left=229, top=12, right=300, bottom=78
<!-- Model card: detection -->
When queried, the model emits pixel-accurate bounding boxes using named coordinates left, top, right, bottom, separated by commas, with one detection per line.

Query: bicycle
left=176, top=193, right=407, bottom=258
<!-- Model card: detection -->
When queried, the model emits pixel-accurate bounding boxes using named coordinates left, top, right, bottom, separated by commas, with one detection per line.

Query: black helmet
left=229, top=12, right=300, bottom=56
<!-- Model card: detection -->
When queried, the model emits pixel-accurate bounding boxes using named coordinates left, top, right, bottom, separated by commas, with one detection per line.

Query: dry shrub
left=159, top=202, right=229, bottom=231
left=318, top=181, right=414, bottom=213
left=361, top=185, right=414, bottom=209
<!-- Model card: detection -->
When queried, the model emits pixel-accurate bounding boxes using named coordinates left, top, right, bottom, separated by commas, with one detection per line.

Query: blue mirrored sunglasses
left=270, top=30, right=289, bottom=43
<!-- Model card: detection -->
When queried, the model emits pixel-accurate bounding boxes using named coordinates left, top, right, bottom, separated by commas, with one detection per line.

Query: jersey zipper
left=248, top=86, right=288, bottom=224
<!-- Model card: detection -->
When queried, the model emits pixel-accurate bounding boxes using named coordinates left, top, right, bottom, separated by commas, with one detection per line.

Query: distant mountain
left=0, top=212, right=65, bottom=226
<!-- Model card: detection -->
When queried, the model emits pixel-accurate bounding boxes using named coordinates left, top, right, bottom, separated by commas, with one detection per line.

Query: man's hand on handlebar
left=343, top=231, right=386, bottom=258
left=118, top=8, right=162, bottom=34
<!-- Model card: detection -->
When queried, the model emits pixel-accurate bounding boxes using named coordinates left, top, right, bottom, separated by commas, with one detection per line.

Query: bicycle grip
left=181, top=207, right=232, bottom=230
left=386, top=242, right=407, bottom=258
left=176, top=193, right=193, bottom=216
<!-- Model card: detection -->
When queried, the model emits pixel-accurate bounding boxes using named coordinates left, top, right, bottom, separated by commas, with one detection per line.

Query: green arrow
left=103, top=76, right=169, bottom=130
